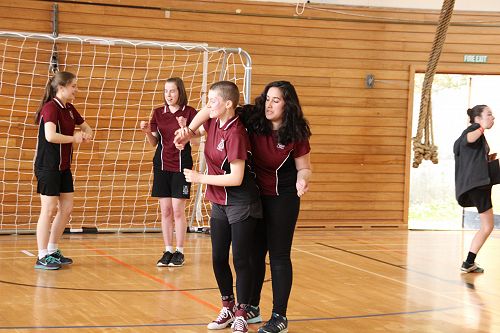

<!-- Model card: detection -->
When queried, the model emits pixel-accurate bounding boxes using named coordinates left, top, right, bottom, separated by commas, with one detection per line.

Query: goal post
left=0, top=31, right=252, bottom=234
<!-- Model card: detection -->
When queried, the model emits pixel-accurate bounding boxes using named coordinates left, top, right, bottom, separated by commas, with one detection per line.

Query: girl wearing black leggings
left=241, top=81, right=312, bottom=333
left=177, top=81, right=311, bottom=333
left=180, top=81, right=261, bottom=333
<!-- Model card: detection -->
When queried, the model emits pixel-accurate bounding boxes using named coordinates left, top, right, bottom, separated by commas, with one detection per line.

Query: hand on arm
left=79, top=122, right=93, bottom=143
left=174, top=127, right=192, bottom=150
left=174, top=106, right=210, bottom=149
left=295, top=153, right=312, bottom=197
left=183, top=159, right=245, bottom=187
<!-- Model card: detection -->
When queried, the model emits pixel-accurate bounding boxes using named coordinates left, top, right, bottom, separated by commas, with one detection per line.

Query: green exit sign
left=464, top=54, right=488, bottom=63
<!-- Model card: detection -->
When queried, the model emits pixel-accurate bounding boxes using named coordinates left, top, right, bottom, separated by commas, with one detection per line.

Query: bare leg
left=48, top=192, right=74, bottom=245
left=36, top=195, right=58, bottom=253
left=469, top=208, right=494, bottom=254
left=172, top=198, right=187, bottom=248
left=159, top=198, right=174, bottom=248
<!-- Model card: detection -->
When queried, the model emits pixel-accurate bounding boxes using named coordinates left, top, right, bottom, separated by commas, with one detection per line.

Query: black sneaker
left=34, top=254, right=61, bottom=270
left=157, top=251, right=174, bottom=267
left=461, top=261, right=484, bottom=273
left=168, top=251, right=185, bottom=267
left=50, top=249, right=73, bottom=265
left=258, top=313, right=288, bottom=333
left=246, top=305, right=262, bottom=324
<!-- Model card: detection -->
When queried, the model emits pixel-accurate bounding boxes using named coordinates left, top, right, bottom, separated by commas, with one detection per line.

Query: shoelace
left=172, top=252, right=183, bottom=262
left=45, top=256, right=60, bottom=264
left=266, top=315, right=286, bottom=330
left=232, top=316, right=247, bottom=331
left=215, top=307, right=232, bottom=323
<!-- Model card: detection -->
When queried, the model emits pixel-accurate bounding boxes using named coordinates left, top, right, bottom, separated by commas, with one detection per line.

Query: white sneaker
left=231, top=316, right=248, bottom=333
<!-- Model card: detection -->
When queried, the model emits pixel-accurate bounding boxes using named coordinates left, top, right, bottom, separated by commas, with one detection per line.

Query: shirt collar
left=218, top=115, right=239, bottom=131
left=164, top=105, right=186, bottom=114
left=53, top=97, right=66, bottom=109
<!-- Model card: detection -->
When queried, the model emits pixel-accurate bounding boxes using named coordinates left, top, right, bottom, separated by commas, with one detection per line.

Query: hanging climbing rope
left=412, top=0, right=455, bottom=168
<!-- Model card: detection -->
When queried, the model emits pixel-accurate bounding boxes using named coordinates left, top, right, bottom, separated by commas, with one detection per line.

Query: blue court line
left=0, top=306, right=463, bottom=330
left=0, top=278, right=271, bottom=293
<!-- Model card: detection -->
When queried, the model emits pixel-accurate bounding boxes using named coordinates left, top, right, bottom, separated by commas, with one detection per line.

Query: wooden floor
left=1, top=229, right=499, bottom=332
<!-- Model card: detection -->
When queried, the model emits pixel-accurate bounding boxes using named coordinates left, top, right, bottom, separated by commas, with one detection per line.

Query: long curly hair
left=248, top=81, right=311, bottom=145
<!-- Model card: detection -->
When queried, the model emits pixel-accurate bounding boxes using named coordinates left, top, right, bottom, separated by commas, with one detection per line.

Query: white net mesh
left=0, top=31, right=251, bottom=233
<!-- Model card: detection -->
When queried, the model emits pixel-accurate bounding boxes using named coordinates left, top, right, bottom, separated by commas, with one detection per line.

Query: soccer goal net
left=0, top=31, right=251, bottom=233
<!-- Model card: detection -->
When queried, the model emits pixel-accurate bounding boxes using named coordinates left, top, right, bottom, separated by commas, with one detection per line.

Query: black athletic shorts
left=465, top=186, right=492, bottom=214
left=210, top=200, right=263, bottom=225
left=152, top=169, right=191, bottom=199
left=35, top=168, right=74, bottom=196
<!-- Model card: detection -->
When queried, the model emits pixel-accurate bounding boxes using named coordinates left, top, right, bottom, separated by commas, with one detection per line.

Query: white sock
left=176, top=247, right=184, bottom=254
left=47, top=243, right=58, bottom=254
left=38, top=249, right=48, bottom=259
left=165, top=246, right=174, bottom=253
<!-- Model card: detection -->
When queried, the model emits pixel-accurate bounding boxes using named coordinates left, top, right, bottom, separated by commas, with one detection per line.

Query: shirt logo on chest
left=277, top=143, right=285, bottom=150
left=217, top=139, right=225, bottom=151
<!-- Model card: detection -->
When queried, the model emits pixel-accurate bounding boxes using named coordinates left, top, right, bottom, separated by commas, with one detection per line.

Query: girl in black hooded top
left=454, top=104, right=497, bottom=273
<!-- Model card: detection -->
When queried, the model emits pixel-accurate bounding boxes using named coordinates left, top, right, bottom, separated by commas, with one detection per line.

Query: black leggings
left=250, top=194, right=300, bottom=316
left=210, top=216, right=257, bottom=305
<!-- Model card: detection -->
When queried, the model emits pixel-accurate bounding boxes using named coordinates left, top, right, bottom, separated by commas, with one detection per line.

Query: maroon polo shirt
left=35, top=97, right=84, bottom=171
left=249, top=131, right=310, bottom=196
left=203, top=116, right=259, bottom=205
left=150, top=105, right=197, bottom=172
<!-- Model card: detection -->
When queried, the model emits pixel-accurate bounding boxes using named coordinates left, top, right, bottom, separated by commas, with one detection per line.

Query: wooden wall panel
left=2, top=0, right=500, bottom=230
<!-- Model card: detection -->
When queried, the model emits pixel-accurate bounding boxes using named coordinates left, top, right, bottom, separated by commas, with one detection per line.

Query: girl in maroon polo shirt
left=34, top=71, right=93, bottom=270
left=140, top=77, right=197, bottom=267
left=180, top=81, right=261, bottom=333
left=242, top=81, right=311, bottom=333
left=175, top=81, right=311, bottom=333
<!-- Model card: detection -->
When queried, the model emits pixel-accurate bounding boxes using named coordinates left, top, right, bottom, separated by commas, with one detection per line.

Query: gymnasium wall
left=2, top=0, right=500, bottom=230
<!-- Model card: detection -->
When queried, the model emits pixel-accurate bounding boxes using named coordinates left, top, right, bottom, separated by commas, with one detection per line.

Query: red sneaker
left=207, top=300, right=236, bottom=329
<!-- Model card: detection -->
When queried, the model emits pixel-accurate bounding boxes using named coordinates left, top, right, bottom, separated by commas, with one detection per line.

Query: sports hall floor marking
left=0, top=243, right=482, bottom=330
left=0, top=306, right=464, bottom=330
left=292, top=246, right=500, bottom=317
left=0, top=278, right=221, bottom=292
left=21, top=250, right=35, bottom=256
left=312, top=242, right=500, bottom=298
left=86, top=246, right=219, bottom=312
left=314, top=242, right=470, bottom=288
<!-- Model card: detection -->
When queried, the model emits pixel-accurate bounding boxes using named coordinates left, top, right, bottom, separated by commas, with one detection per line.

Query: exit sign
left=464, top=54, right=488, bottom=63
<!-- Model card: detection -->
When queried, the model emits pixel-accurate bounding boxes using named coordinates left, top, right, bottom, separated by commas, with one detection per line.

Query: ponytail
left=35, top=76, right=55, bottom=124
left=35, top=71, right=76, bottom=124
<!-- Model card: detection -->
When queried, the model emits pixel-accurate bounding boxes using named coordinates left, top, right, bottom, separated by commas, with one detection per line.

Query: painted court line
left=87, top=246, right=219, bottom=312
left=293, top=246, right=500, bottom=317
left=0, top=305, right=462, bottom=330
left=21, top=250, right=35, bottom=257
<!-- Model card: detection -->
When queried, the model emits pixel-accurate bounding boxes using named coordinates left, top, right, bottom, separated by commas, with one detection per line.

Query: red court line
left=87, top=246, right=219, bottom=312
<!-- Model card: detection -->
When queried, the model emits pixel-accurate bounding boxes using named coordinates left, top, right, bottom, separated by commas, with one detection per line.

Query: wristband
left=188, top=127, right=196, bottom=135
